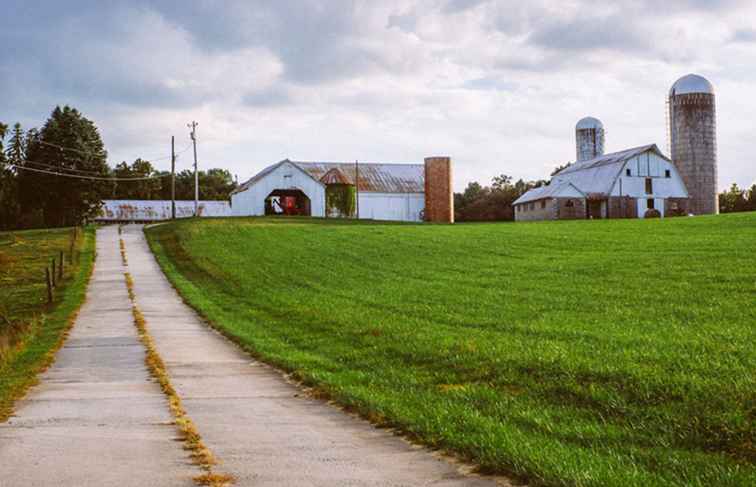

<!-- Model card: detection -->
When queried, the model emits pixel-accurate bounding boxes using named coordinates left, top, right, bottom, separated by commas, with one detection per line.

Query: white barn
left=231, top=159, right=430, bottom=222
left=514, top=145, right=690, bottom=221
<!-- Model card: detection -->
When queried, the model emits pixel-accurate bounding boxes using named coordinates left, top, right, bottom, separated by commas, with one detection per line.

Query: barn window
left=565, top=200, right=574, bottom=207
left=626, top=168, right=631, bottom=176
left=541, top=200, right=546, bottom=209
left=665, top=169, right=671, bottom=178
left=647, top=198, right=655, bottom=209
left=645, top=178, right=653, bottom=194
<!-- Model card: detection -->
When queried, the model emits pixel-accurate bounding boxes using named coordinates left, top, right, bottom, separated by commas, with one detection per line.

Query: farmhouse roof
left=234, top=159, right=425, bottom=194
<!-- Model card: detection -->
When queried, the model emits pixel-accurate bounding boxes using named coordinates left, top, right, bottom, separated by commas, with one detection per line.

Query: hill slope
left=146, top=215, right=756, bottom=487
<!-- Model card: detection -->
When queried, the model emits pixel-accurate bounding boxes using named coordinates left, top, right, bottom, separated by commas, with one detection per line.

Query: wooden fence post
left=45, top=268, right=53, bottom=303
left=51, top=258, right=56, bottom=288
left=69, top=228, right=76, bottom=264
left=59, top=251, right=64, bottom=280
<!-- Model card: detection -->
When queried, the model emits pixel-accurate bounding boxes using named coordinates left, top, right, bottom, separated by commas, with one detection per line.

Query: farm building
left=231, top=157, right=453, bottom=223
left=514, top=144, right=689, bottom=220
left=97, top=200, right=231, bottom=222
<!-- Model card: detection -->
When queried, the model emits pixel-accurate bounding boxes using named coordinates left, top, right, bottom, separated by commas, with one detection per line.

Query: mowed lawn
left=0, top=227, right=95, bottom=420
left=146, top=214, right=756, bottom=487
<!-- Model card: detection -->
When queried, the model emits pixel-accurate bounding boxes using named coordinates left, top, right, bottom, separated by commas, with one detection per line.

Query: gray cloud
left=732, top=29, right=756, bottom=43
left=1, top=0, right=754, bottom=192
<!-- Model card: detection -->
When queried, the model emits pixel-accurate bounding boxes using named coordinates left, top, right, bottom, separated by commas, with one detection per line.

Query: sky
left=1, top=0, right=755, bottom=192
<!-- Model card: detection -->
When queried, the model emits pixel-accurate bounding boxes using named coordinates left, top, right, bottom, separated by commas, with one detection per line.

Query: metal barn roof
left=234, top=159, right=425, bottom=194
left=515, top=144, right=668, bottom=204
left=552, top=144, right=666, bottom=196
left=513, top=181, right=585, bottom=205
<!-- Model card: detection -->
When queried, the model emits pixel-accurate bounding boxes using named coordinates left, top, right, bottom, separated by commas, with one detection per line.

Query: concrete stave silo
left=576, top=117, right=605, bottom=162
left=669, top=74, right=718, bottom=215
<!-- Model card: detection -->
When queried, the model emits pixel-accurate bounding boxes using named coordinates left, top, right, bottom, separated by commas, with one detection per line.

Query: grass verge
left=145, top=215, right=756, bottom=487
left=0, top=226, right=95, bottom=422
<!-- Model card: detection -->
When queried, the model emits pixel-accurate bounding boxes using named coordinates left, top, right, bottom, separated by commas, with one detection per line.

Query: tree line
left=719, top=183, right=756, bottom=213
left=454, top=174, right=548, bottom=222
left=455, top=173, right=756, bottom=222
left=0, top=106, right=237, bottom=230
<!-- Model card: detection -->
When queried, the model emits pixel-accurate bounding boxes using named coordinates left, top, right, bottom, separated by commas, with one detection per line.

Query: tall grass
left=0, top=227, right=95, bottom=421
left=146, top=214, right=756, bottom=487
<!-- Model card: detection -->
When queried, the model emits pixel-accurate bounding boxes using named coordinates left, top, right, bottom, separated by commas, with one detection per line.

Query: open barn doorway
left=265, top=189, right=311, bottom=216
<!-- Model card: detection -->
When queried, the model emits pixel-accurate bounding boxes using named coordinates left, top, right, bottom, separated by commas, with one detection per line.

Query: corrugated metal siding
left=358, top=193, right=425, bottom=222
left=97, top=200, right=231, bottom=221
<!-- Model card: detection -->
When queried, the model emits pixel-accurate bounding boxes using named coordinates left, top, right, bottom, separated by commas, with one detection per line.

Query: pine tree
left=20, top=106, right=111, bottom=227
left=0, top=122, right=19, bottom=229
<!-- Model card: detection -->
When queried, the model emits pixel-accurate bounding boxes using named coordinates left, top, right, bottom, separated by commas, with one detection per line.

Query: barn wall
left=231, top=161, right=326, bottom=217
left=358, top=193, right=424, bottom=222
left=607, top=197, right=638, bottom=219
left=610, top=153, right=688, bottom=199
left=97, top=200, right=231, bottom=222
left=556, top=198, right=586, bottom=220
left=514, top=199, right=558, bottom=221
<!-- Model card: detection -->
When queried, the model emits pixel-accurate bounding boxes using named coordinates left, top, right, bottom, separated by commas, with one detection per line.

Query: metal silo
left=669, top=74, right=718, bottom=214
left=576, top=117, right=605, bottom=162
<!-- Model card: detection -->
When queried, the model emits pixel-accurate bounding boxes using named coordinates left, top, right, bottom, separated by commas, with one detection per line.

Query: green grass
left=145, top=214, right=756, bottom=487
left=0, top=226, right=95, bottom=420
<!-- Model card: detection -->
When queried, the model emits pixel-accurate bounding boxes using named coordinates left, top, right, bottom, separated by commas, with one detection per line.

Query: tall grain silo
left=576, top=117, right=605, bottom=162
left=669, top=74, right=718, bottom=214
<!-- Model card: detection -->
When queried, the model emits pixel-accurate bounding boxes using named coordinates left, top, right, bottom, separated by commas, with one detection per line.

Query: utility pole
left=171, top=135, right=176, bottom=220
left=188, top=121, right=199, bottom=217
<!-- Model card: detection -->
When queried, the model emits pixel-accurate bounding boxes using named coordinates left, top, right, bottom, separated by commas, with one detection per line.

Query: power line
left=22, top=159, right=114, bottom=176
left=7, top=162, right=172, bottom=181
left=38, top=139, right=193, bottom=163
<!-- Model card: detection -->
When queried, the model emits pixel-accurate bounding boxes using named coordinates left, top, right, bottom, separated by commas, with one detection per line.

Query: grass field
left=0, top=227, right=95, bottom=420
left=146, top=214, right=756, bottom=487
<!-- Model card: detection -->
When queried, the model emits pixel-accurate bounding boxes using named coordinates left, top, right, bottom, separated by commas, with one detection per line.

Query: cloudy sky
left=2, top=0, right=754, bottom=191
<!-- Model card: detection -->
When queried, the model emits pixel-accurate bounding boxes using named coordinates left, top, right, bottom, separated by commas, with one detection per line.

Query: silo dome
left=575, top=116, right=605, bottom=162
left=669, top=74, right=714, bottom=96
left=576, top=116, right=603, bottom=130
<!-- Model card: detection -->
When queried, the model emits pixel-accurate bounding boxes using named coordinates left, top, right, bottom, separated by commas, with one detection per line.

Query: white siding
left=358, top=193, right=424, bottom=222
left=231, top=162, right=326, bottom=217
left=610, top=153, right=688, bottom=200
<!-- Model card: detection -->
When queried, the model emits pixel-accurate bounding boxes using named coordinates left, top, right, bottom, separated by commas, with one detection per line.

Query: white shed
left=231, top=159, right=426, bottom=222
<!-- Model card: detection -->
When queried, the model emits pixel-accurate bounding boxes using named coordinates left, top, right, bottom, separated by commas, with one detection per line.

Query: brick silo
left=669, top=74, right=718, bottom=215
left=575, top=117, right=605, bottom=162
left=424, top=157, right=454, bottom=223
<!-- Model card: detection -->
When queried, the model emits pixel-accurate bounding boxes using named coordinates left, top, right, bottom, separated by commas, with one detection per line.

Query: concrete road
left=123, top=225, right=510, bottom=487
left=0, top=226, right=198, bottom=487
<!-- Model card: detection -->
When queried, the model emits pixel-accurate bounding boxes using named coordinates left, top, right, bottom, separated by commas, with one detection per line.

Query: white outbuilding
left=230, top=159, right=453, bottom=222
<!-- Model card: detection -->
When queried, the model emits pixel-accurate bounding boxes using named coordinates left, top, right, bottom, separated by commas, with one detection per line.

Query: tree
left=167, top=168, right=237, bottom=201
left=719, top=183, right=756, bottom=214
left=19, top=106, right=110, bottom=227
left=551, top=163, right=571, bottom=176
left=111, top=159, right=163, bottom=200
left=0, top=122, right=16, bottom=229
left=454, top=174, right=542, bottom=222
